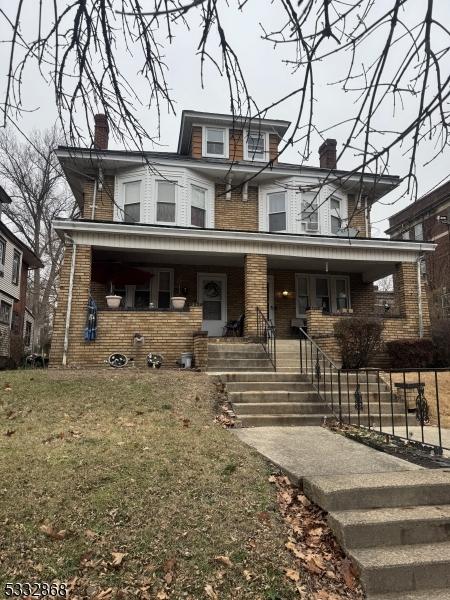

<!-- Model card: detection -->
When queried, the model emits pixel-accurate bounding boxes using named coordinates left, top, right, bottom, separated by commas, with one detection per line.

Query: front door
left=198, top=274, right=227, bottom=336
left=267, top=275, right=275, bottom=326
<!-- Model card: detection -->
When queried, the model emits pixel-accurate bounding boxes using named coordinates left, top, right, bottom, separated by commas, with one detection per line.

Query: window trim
left=11, top=249, right=21, bottom=285
left=121, top=178, right=143, bottom=224
left=150, top=268, right=174, bottom=308
left=295, top=273, right=351, bottom=318
left=155, top=180, right=177, bottom=225
left=202, top=126, right=229, bottom=158
left=0, top=236, right=5, bottom=277
left=267, top=190, right=287, bottom=232
left=244, top=129, right=268, bottom=162
left=301, top=193, right=319, bottom=233
left=330, top=196, right=342, bottom=234
left=191, top=184, right=207, bottom=228
left=0, top=299, right=12, bottom=326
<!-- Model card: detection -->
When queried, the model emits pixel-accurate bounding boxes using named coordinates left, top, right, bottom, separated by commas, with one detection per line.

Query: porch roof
left=54, top=219, right=435, bottom=283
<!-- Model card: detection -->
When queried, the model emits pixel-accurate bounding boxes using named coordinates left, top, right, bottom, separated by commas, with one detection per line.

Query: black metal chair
left=223, top=314, right=245, bottom=337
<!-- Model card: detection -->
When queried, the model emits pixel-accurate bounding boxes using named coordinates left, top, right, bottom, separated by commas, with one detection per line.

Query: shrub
left=432, top=320, right=450, bottom=367
left=334, top=317, right=383, bottom=369
left=385, top=338, right=434, bottom=369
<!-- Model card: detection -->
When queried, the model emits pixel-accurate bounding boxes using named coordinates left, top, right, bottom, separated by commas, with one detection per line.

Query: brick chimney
left=94, top=113, right=109, bottom=150
left=318, top=138, right=337, bottom=169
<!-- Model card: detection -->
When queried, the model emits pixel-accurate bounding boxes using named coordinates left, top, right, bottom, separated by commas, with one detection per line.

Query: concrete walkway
left=233, top=426, right=422, bottom=484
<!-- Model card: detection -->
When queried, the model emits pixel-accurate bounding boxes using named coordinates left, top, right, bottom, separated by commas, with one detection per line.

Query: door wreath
left=204, top=280, right=221, bottom=298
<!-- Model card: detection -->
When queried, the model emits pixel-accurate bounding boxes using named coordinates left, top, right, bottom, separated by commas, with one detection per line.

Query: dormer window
left=245, top=131, right=266, bottom=161
left=204, top=127, right=227, bottom=158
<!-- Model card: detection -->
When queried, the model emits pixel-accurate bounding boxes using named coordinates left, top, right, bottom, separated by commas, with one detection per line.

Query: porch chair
left=223, top=314, right=245, bottom=337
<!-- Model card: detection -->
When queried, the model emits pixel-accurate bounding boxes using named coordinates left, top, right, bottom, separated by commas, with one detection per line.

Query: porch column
left=393, top=262, right=430, bottom=337
left=244, top=254, right=267, bottom=337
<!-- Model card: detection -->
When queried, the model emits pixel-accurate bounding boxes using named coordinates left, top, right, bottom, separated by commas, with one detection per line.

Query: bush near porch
left=0, top=370, right=299, bottom=599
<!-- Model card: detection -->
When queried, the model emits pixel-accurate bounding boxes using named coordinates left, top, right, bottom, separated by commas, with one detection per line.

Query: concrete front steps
left=207, top=342, right=274, bottom=372
left=218, top=372, right=331, bottom=426
left=303, top=470, right=450, bottom=598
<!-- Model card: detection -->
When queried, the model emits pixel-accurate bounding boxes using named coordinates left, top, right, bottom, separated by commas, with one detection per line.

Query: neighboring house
left=0, top=186, right=43, bottom=366
left=50, top=111, right=435, bottom=368
left=387, top=181, right=450, bottom=320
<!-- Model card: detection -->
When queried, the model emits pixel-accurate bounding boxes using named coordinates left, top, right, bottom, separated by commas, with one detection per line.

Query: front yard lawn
left=0, top=369, right=297, bottom=599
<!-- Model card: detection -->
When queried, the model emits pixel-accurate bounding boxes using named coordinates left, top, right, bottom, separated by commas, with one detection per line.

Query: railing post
left=338, top=370, right=342, bottom=423
left=434, top=370, right=443, bottom=454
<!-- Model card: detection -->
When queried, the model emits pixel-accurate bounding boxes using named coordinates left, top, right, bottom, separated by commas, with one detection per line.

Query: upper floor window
left=301, top=193, right=319, bottom=232
left=156, top=181, right=176, bottom=223
left=0, top=237, right=5, bottom=276
left=0, top=300, right=12, bottom=325
left=191, top=185, right=206, bottom=228
left=414, top=222, right=424, bottom=240
left=204, top=128, right=227, bottom=157
left=245, top=131, right=266, bottom=161
left=402, top=229, right=410, bottom=240
left=12, top=250, right=20, bottom=285
left=268, top=191, right=286, bottom=232
left=123, top=180, right=141, bottom=223
left=330, top=197, right=341, bottom=234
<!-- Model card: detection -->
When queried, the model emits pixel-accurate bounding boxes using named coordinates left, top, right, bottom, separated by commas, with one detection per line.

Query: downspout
left=364, top=195, right=370, bottom=237
left=62, top=237, right=76, bottom=366
left=90, top=177, right=98, bottom=220
left=417, top=255, right=424, bottom=338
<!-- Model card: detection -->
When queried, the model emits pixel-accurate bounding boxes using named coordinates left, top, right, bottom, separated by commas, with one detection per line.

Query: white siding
left=0, top=234, right=22, bottom=301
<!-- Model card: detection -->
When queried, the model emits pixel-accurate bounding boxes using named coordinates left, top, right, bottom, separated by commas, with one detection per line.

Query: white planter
left=106, top=295, right=122, bottom=309
left=171, top=296, right=186, bottom=310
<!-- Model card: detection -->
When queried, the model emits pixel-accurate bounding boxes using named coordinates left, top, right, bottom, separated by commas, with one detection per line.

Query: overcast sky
left=1, top=1, right=449, bottom=236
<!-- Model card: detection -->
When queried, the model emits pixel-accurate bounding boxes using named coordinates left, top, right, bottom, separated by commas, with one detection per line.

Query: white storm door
left=198, top=274, right=227, bottom=337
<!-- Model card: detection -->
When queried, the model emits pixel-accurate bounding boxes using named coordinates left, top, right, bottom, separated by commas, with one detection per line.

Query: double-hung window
left=246, top=131, right=265, bottom=160
left=12, top=250, right=20, bottom=285
left=191, top=185, right=206, bottom=228
left=156, top=181, right=176, bottom=223
left=205, top=128, right=226, bottom=157
left=330, top=197, right=341, bottom=234
left=123, top=180, right=141, bottom=223
left=0, top=300, right=12, bottom=325
left=301, top=193, right=319, bottom=232
left=335, top=278, right=349, bottom=310
left=268, top=191, right=286, bottom=232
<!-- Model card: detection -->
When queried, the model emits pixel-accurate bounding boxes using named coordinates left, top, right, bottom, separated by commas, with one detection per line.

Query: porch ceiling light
left=282, top=290, right=289, bottom=297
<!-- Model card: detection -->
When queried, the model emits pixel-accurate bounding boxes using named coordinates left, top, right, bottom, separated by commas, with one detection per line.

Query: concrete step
left=207, top=366, right=275, bottom=372
left=368, top=588, right=450, bottom=599
left=349, top=541, right=450, bottom=595
left=226, top=381, right=315, bottom=392
left=208, top=358, right=272, bottom=368
left=303, top=471, right=450, bottom=512
left=228, top=390, right=319, bottom=402
left=218, top=372, right=307, bottom=382
left=208, top=343, right=262, bottom=350
left=238, top=413, right=327, bottom=427
left=209, top=352, right=268, bottom=359
left=328, top=505, right=450, bottom=550
left=232, top=402, right=330, bottom=415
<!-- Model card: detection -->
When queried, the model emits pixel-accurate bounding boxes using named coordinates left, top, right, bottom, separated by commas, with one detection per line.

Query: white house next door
left=198, top=274, right=227, bottom=337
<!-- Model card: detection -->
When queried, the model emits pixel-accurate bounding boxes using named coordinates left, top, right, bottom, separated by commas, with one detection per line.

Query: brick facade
left=244, top=254, right=267, bottom=336
left=347, top=194, right=368, bottom=237
left=214, top=183, right=259, bottom=231
left=82, top=176, right=115, bottom=221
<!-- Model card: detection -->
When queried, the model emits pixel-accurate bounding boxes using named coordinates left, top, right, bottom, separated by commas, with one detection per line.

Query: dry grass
left=0, top=369, right=299, bottom=599
left=383, top=370, right=450, bottom=428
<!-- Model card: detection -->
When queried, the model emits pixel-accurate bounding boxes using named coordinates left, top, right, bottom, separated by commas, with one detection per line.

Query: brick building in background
left=386, top=181, right=450, bottom=320
left=0, top=186, right=43, bottom=367
left=50, top=110, right=435, bottom=368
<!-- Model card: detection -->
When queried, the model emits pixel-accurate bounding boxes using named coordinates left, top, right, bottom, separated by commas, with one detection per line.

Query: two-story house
left=50, top=111, right=435, bottom=368
left=387, top=181, right=450, bottom=320
left=0, top=185, right=43, bottom=367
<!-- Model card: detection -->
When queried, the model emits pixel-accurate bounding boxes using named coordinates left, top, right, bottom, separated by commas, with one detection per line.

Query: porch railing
left=256, top=307, right=276, bottom=371
left=298, top=327, right=449, bottom=456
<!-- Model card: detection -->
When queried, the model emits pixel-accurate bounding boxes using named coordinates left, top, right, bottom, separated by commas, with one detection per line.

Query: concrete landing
left=233, top=426, right=422, bottom=484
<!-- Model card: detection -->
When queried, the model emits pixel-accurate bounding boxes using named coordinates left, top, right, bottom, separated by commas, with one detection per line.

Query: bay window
left=205, top=128, right=226, bottom=157
left=301, top=193, right=319, bottom=232
left=268, top=191, right=286, bottom=232
left=156, top=181, right=176, bottom=223
left=191, top=185, right=206, bottom=227
left=123, top=180, right=141, bottom=223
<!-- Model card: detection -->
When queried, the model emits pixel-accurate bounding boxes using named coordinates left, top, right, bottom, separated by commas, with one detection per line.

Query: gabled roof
left=0, top=221, right=43, bottom=268
left=0, top=184, right=12, bottom=204
left=177, top=109, right=291, bottom=154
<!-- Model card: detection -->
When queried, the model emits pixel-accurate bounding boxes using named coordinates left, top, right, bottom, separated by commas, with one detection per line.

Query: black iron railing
left=256, top=307, right=276, bottom=371
left=298, top=327, right=449, bottom=456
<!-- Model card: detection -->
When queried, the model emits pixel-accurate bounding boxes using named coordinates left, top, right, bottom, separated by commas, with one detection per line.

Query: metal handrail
left=256, top=307, right=276, bottom=371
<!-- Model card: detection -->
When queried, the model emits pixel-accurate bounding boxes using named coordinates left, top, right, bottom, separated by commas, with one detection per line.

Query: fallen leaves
left=204, top=584, right=218, bottom=599
left=214, top=555, right=233, bottom=567
left=110, top=552, right=127, bottom=567
left=39, top=524, right=67, bottom=540
left=269, top=473, right=364, bottom=599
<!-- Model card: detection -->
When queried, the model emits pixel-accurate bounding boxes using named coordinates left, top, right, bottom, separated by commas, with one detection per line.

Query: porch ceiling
left=92, top=248, right=402, bottom=282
